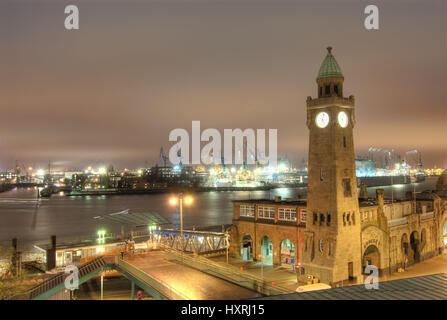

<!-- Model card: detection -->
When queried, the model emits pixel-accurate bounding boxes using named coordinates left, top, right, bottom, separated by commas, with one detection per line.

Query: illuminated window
left=278, top=208, right=297, bottom=222
left=240, top=205, right=255, bottom=217
left=258, top=206, right=275, bottom=219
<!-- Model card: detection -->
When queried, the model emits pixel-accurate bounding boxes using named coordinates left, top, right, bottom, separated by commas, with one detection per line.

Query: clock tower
left=301, top=47, right=362, bottom=285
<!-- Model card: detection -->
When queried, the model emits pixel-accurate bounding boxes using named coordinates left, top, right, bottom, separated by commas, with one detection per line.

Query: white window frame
left=240, top=205, right=255, bottom=217
left=278, top=208, right=297, bottom=222
left=258, top=206, right=275, bottom=219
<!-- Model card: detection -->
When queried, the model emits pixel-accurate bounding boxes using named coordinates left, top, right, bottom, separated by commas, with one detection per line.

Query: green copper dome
left=317, top=47, right=344, bottom=79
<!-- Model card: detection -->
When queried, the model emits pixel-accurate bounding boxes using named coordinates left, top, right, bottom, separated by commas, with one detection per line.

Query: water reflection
left=0, top=177, right=438, bottom=246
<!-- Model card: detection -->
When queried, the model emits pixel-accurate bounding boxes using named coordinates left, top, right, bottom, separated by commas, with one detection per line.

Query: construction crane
left=160, top=147, right=168, bottom=167
left=405, top=150, right=422, bottom=170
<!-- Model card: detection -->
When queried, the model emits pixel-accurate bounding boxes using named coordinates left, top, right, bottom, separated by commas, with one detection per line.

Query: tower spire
left=316, top=47, right=344, bottom=98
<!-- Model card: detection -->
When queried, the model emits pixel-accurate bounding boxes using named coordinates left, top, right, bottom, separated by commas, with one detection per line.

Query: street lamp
left=169, top=193, right=193, bottom=254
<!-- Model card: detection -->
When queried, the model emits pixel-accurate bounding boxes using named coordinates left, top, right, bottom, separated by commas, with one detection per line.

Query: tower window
left=319, top=86, right=322, bottom=97
left=319, top=213, right=325, bottom=226
left=327, top=214, right=331, bottom=226
left=313, top=213, right=318, bottom=225
left=343, top=136, right=347, bottom=148
left=320, top=168, right=323, bottom=181
left=352, top=212, right=355, bottom=225
left=334, top=85, right=339, bottom=95
left=343, top=213, right=346, bottom=226
left=325, top=85, right=330, bottom=95
left=343, top=178, right=352, bottom=197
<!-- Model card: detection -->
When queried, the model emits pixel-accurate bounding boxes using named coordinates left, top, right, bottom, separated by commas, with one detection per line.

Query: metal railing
left=149, top=229, right=229, bottom=255
left=162, top=245, right=292, bottom=296
left=116, top=257, right=187, bottom=300
left=24, top=256, right=107, bottom=300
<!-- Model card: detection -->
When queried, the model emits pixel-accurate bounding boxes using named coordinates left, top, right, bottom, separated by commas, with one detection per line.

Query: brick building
left=230, top=47, right=447, bottom=286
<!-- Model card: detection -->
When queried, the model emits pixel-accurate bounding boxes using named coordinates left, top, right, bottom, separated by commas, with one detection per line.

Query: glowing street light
left=169, top=193, right=193, bottom=256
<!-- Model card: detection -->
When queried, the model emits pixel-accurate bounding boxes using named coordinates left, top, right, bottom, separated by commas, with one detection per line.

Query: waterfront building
left=230, top=47, right=447, bottom=286
left=231, top=197, right=307, bottom=269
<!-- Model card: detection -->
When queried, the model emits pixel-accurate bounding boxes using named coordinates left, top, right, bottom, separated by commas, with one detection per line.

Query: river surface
left=0, top=177, right=439, bottom=248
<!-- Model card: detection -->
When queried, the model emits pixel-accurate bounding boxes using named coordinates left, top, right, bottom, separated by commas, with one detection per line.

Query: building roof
left=93, top=209, right=170, bottom=227
left=317, top=47, right=344, bottom=79
left=257, top=273, right=447, bottom=300
left=232, top=199, right=307, bottom=206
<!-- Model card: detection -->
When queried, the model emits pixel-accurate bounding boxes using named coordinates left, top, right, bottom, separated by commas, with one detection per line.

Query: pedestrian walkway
left=124, top=251, right=263, bottom=300
left=208, top=256, right=301, bottom=292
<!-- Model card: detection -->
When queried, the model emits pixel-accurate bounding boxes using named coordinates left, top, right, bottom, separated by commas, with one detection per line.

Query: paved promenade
left=124, top=251, right=262, bottom=300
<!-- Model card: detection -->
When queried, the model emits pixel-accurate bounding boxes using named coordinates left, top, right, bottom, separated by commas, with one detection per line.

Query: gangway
left=149, top=228, right=229, bottom=255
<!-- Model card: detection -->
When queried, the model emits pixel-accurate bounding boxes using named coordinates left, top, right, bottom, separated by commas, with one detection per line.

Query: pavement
left=124, top=251, right=263, bottom=300
left=208, top=255, right=301, bottom=292
left=379, top=252, right=447, bottom=282
left=77, top=251, right=447, bottom=300
left=210, top=252, right=447, bottom=290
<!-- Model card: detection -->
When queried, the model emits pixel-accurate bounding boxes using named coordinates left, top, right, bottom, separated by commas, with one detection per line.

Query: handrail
left=162, top=245, right=292, bottom=296
left=24, top=256, right=107, bottom=300
left=117, top=258, right=187, bottom=300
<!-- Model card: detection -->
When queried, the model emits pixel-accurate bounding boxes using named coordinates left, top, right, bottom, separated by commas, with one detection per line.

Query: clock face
left=338, top=111, right=348, bottom=128
left=315, top=112, right=329, bottom=128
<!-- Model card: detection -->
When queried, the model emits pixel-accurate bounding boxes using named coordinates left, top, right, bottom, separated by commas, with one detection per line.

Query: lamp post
left=169, top=193, right=193, bottom=259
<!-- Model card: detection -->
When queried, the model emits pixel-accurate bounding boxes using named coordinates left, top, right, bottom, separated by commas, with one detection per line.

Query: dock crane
left=160, top=147, right=168, bottom=167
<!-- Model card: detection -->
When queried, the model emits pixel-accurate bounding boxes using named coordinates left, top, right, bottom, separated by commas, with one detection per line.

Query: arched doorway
left=260, top=236, right=273, bottom=265
left=410, top=231, right=420, bottom=263
left=362, top=245, right=380, bottom=273
left=280, top=239, right=296, bottom=270
left=240, top=234, right=253, bottom=261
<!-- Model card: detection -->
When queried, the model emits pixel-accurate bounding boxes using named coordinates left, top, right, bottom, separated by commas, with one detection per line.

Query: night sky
left=1, top=0, right=446, bottom=170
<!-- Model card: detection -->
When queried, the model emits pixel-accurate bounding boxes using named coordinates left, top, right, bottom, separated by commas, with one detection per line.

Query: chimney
left=274, top=196, right=282, bottom=203
left=359, top=183, right=368, bottom=200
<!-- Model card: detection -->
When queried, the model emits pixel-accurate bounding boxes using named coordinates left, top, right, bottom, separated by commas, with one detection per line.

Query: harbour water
left=0, top=176, right=439, bottom=248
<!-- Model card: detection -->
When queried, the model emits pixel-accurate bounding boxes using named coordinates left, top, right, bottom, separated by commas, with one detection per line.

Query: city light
left=184, top=196, right=193, bottom=204
left=169, top=198, right=178, bottom=205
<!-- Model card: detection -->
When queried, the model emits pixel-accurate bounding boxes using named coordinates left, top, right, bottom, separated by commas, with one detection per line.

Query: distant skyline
left=1, top=0, right=446, bottom=170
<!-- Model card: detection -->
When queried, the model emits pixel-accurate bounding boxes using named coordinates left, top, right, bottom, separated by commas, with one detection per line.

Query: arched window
left=320, top=214, right=325, bottom=226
